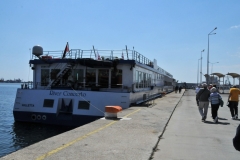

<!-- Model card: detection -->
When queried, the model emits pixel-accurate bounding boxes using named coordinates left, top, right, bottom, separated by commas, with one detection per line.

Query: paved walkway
left=152, top=90, right=240, bottom=160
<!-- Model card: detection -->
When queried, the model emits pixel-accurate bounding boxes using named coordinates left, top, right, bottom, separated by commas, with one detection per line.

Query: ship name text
left=49, top=90, right=86, bottom=97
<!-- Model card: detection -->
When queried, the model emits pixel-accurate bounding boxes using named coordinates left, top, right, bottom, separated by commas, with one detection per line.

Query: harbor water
left=0, top=83, right=75, bottom=158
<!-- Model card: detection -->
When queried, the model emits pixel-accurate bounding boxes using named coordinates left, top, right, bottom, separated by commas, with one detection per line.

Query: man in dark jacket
left=233, top=124, right=240, bottom=151
left=196, top=83, right=211, bottom=122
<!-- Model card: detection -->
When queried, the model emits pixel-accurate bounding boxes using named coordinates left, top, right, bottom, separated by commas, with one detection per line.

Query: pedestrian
left=195, top=85, right=201, bottom=94
left=196, top=85, right=201, bottom=106
left=178, top=86, right=182, bottom=93
left=208, top=87, right=222, bottom=123
left=208, top=84, right=213, bottom=90
left=233, top=124, right=240, bottom=151
left=196, top=83, right=211, bottom=122
left=175, top=85, right=179, bottom=93
left=212, top=84, right=217, bottom=91
left=228, top=85, right=240, bottom=119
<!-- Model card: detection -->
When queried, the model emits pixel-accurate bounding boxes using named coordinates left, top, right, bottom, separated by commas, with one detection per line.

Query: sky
left=0, top=0, right=240, bottom=84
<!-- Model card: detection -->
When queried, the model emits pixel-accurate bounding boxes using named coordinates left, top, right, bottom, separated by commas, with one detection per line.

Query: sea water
left=0, top=83, right=75, bottom=158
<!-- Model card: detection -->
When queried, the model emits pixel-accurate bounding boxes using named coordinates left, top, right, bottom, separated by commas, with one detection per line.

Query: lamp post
left=197, top=58, right=201, bottom=86
left=209, top=61, right=219, bottom=84
left=200, top=49, right=205, bottom=84
left=207, top=27, right=217, bottom=85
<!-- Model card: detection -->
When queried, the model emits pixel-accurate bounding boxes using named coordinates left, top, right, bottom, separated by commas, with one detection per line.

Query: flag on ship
left=122, top=52, right=124, bottom=59
left=95, top=51, right=98, bottom=59
left=97, top=51, right=101, bottom=60
left=62, top=42, right=69, bottom=59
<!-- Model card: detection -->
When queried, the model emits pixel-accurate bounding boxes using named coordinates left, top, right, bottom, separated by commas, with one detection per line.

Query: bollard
left=105, top=106, right=122, bottom=119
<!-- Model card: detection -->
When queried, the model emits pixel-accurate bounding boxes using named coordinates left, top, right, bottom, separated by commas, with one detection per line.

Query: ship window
left=148, top=74, right=152, bottom=87
left=41, top=69, right=50, bottom=86
left=98, top=69, right=109, bottom=88
left=139, top=71, right=143, bottom=88
left=143, top=73, right=146, bottom=88
left=86, top=69, right=96, bottom=87
left=72, top=69, right=84, bottom=83
left=43, top=99, right=54, bottom=108
left=50, top=69, right=60, bottom=80
left=135, top=71, right=139, bottom=88
left=111, top=69, right=122, bottom=88
left=78, top=101, right=90, bottom=110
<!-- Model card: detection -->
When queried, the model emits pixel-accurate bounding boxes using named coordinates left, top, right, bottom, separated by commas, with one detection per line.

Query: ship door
left=57, top=98, right=73, bottom=115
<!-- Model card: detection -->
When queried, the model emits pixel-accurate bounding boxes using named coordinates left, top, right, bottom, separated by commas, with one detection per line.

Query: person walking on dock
left=208, top=84, right=213, bottom=90
left=228, top=85, right=240, bottom=119
left=195, top=85, right=201, bottom=106
left=175, top=86, right=179, bottom=93
left=195, top=85, right=201, bottom=94
left=179, top=86, right=182, bottom=93
left=196, top=83, right=211, bottom=122
left=233, top=124, right=240, bottom=151
left=209, top=87, right=222, bottom=123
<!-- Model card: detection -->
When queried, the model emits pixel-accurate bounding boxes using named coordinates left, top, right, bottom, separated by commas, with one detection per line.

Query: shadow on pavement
left=218, top=117, right=228, bottom=120
left=204, top=121, right=230, bottom=125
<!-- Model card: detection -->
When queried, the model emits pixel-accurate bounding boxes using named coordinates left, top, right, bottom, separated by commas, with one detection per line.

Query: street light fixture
left=200, top=49, right=205, bottom=84
left=207, top=27, right=217, bottom=85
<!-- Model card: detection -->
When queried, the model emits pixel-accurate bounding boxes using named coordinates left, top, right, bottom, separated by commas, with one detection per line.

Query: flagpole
left=93, top=45, right=96, bottom=59
left=125, top=45, right=129, bottom=59
left=62, top=42, right=69, bottom=59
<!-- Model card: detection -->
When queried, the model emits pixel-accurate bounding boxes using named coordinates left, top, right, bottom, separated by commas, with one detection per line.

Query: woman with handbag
left=209, top=87, right=222, bottom=123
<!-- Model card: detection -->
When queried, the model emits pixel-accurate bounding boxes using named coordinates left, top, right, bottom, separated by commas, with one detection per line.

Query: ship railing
left=32, top=49, right=153, bottom=67
left=20, top=81, right=34, bottom=89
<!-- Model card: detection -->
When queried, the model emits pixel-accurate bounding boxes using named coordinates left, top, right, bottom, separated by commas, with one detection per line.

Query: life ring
left=37, top=115, right=41, bottom=120
left=31, top=114, right=36, bottom=120
left=42, top=115, right=47, bottom=120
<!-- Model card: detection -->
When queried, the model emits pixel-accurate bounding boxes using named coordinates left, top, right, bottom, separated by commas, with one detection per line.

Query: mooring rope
left=70, top=86, right=105, bottom=114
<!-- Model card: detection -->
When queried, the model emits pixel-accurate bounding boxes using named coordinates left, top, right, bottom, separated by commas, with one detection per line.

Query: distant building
left=0, top=78, right=22, bottom=83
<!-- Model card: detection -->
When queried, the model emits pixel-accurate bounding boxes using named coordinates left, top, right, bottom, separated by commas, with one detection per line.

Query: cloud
left=230, top=25, right=240, bottom=29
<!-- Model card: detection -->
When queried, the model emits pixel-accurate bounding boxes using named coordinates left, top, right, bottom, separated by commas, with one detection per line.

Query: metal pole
left=211, top=63, right=213, bottom=84
left=197, top=59, right=199, bottom=85
left=207, top=35, right=209, bottom=85
left=207, top=27, right=217, bottom=85
left=211, top=63, right=213, bottom=74
left=200, top=49, right=204, bottom=84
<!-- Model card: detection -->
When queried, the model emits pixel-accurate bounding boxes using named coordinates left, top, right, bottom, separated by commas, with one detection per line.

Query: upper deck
left=30, top=48, right=173, bottom=78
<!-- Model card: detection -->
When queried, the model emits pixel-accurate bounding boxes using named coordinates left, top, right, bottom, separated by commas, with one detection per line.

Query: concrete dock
left=1, top=89, right=239, bottom=160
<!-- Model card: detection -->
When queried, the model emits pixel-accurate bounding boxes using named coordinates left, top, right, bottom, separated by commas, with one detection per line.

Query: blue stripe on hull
left=13, top=111, right=102, bottom=127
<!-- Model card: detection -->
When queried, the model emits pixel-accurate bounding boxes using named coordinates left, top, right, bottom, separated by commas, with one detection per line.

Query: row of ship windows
left=43, top=99, right=90, bottom=110
left=41, top=68, right=123, bottom=88
left=135, top=70, right=163, bottom=82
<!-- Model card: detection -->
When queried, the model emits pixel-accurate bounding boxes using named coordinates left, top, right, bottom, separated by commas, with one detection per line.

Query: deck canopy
left=211, top=73, right=225, bottom=78
left=226, top=73, right=240, bottom=78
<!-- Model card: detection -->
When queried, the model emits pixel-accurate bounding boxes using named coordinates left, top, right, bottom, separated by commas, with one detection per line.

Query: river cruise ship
left=13, top=44, right=175, bottom=126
